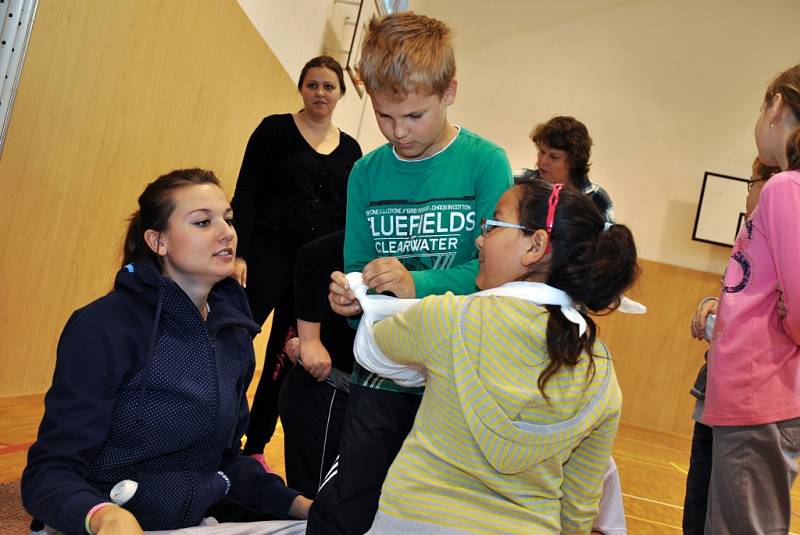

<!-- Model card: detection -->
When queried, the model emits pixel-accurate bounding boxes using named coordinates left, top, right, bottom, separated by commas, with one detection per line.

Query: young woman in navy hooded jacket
left=21, top=169, right=311, bottom=534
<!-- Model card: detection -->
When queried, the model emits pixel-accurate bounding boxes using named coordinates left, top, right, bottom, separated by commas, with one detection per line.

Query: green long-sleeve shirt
left=344, top=127, right=512, bottom=392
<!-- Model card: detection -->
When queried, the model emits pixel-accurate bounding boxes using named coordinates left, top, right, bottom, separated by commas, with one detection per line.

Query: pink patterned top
left=705, top=170, right=800, bottom=426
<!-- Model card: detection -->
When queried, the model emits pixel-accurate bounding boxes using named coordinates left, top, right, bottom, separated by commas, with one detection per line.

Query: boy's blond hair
left=358, top=12, right=455, bottom=98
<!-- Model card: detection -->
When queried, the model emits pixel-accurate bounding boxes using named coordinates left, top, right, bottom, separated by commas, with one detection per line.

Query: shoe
left=249, top=453, right=274, bottom=473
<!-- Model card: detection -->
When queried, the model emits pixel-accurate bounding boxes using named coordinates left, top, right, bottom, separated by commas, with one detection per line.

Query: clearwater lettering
left=365, top=205, right=477, bottom=259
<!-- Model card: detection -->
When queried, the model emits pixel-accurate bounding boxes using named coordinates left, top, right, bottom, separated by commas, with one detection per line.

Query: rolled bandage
left=109, top=479, right=138, bottom=506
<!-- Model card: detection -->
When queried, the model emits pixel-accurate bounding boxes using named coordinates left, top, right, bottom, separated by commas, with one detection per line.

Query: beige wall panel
left=596, top=259, right=721, bottom=435
left=0, top=0, right=300, bottom=396
left=411, top=0, right=800, bottom=274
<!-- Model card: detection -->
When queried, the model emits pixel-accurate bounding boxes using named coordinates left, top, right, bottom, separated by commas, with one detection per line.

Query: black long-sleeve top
left=231, top=114, right=362, bottom=258
left=294, top=230, right=355, bottom=374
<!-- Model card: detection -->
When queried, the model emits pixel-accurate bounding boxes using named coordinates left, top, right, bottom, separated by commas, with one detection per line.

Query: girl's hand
left=691, top=297, right=718, bottom=340
left=329, top=271, right=362, bottom=316
left=232, top=257, right=247, bottom=287
left=90, top=504, right=144, bottom=535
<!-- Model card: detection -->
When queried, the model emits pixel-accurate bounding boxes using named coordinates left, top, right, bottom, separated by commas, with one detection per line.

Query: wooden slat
left=0, top=0, right=300, bottom=396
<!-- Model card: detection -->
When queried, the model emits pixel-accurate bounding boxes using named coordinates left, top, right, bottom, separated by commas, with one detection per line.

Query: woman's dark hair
left=297, top=55, right=347, bottom=95
left=764, top=64, right=800, bottom=170
left=530, top=116, right=593, bottom=182
left=122, top=168, right=221, bottom=269
left=516, top=180, right=639, bottom=395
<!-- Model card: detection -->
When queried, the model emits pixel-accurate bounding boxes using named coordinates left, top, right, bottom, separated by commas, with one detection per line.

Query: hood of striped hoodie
left=450, top=297, right=617, bottom=475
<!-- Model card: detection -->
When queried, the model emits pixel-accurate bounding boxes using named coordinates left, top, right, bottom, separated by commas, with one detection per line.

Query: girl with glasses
left=360, top=180, right=639, bottom=534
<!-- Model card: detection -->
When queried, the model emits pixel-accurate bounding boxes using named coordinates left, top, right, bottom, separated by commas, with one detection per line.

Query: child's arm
left=293, top=232, right=343, bottom=377
left=343, top=160, right=378, bottom=275
left=560, top=410, right=621, bottom=534
left=691, top=297, right=718, bottom=340
left=762, top=175, right=800, bottom=343
left=297, top=319, right=332, bottom=381
left=372, top=293, right=455, bottom=370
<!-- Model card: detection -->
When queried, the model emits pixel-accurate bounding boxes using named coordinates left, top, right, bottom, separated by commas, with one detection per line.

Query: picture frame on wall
left=692, top=171, right=749, bottom=247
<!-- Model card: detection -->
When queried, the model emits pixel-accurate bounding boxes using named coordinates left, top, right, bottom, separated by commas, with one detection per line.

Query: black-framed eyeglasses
left=747, top=177, right=768, bottom=192
left=480, top=218, right=535, bottom=237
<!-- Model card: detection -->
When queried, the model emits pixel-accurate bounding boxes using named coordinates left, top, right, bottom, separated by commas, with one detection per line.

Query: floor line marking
left=669, top=461, right=688, bottom=475
left=625, top=514, right=681, bottom=530
left=614, top=435, right=688, bottom=453
left=622, top=493, right=683, bottom=510
left=0, top=442, right=34, bottom=456
left=613, top=454, right=678, bottom=471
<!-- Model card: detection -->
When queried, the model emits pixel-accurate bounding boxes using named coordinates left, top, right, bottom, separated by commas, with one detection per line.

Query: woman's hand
left=89, top=504, right=144, bottom=535
left=288, top=495, right=313, bottom=519
left=232, top=257, right=248, bottom=287
left=691, top=297, right=718, bottom=340
left=299, top=338, right=333, bottom=381
left=329, top=271, right=362, bottom=317
left=362, top=257, right=416, bottom=298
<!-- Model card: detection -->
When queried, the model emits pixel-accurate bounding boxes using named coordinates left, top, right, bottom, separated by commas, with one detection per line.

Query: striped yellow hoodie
left=367, top=287, right=621, bottom=534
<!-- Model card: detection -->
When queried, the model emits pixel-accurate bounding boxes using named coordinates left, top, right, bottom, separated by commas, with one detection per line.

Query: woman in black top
left=231, top=56, right=362, bottom=460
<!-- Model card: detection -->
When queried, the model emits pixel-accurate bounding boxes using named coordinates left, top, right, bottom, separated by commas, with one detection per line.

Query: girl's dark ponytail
left=122, top=211, right=147, bottom=267
left=580, top=224, right=639, bottom=312
left=516, top=181, right=639, bottom=396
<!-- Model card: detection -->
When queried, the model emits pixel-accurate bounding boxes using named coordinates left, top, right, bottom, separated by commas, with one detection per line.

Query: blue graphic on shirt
left=723, top=251, right=751, bottom=294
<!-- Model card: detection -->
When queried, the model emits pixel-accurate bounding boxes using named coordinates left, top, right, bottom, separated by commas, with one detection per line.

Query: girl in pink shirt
left=704, top=63, right=800, bottom=534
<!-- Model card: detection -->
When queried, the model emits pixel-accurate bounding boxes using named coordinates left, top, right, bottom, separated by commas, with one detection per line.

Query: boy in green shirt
left=308, top=12, right=512, bottom=534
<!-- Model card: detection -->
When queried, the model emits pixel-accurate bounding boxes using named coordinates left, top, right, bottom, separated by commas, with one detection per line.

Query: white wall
left=410, top=0, right=800, bottom=273
left=237, top=0, right=387, bottom=153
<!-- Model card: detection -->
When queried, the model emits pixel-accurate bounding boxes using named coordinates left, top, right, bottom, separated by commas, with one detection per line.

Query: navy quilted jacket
left=22, top=262, right=300, bottom=533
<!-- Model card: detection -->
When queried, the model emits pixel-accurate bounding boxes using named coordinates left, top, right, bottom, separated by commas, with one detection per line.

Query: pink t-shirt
left=704, top=170, right=800, bottom=426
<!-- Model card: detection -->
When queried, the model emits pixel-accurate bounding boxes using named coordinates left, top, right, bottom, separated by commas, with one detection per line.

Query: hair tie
left=544, top=183, right=564, bottom=253
left=604, top=221, right=613, bottom=232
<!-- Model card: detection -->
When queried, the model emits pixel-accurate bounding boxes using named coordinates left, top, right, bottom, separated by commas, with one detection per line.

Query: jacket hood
left=451, top=292, right=614, bottom=475
left=114, top=261, right=260, bottom=337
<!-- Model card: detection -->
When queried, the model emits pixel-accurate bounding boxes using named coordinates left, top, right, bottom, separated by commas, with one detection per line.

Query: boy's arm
left=762, top=176, right=800, bottom=343
left=411, top=147, right=512, bottom=297
left=343, top=160, right=377, bottom=274
left=561, top=410, right=621, bottom=534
